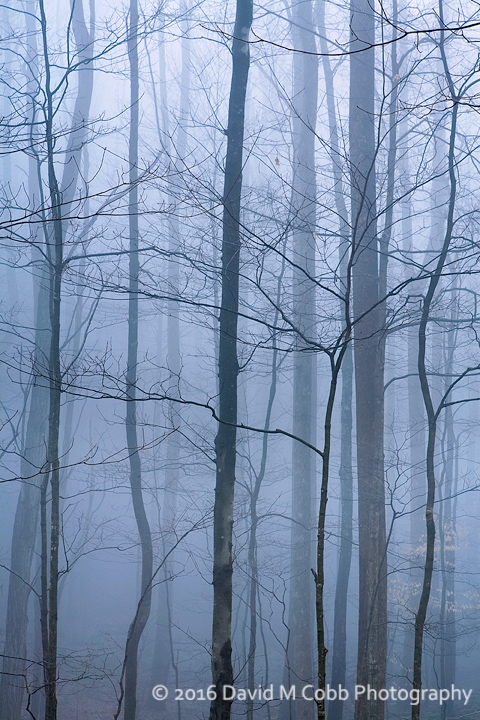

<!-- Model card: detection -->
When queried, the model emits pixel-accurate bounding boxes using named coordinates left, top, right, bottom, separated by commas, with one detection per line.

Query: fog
left=1, top=1, right=480, bottom=719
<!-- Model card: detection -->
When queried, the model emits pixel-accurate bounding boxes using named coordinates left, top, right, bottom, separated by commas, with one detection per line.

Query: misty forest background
left=1, top=0, right=480, bottom=719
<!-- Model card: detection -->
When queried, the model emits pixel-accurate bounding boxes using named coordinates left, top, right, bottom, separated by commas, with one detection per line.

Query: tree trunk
left=150, top=22, right=189, bottom=713
left=412, top=45, right=458, bottom=719
left=439, top=395, right=456, bottom=720
left=59, top=0, right=94, bottom=522
left=401, top=172, right=427, bottom=673
left=39, top=6, right=64, bottom=715
left=350, top=0, right=388, bottom=718
left=329, top=347, right=353, bottom=720
left=209, top=1, right=252, bottom=717
left=316, top=5, right=353, bottom=718
left=280, top=6, right=318, bottom=720
left=123, top=2, right=154, bottom=718
left=247, top=251, right=285, bottom=720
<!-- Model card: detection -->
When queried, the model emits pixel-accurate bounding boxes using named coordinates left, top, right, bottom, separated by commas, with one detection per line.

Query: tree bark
left=316, top=4, right=353, bottom=717
left=349, top=0, right=388, bottom=718
left=150, top=22, right=189, bottom=714
left=329, top=347, right=353, bottom=720
left=123, top=2, right=154, bottom=718
left=209, top=1, right=252, bottom=718
left=246, top=250, right=285, bottom=720
left=280, top=6, right=318, bottom=720
left=412, top=40, right=458, bottom=719
left=38, top=4, right=64, bottom=716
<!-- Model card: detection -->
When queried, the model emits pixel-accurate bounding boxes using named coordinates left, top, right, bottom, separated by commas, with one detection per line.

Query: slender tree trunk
left=246, top=252, right=285, bottom=720
left=123, top=2, right=153, bottom=718
left=43, top=3, right=95, bottom=716
left=279, top=6, right=318, bottom=720
left=39, top=7, right=64, bottom=717
left=329, top=347, right=353, bottom=718
left=403, top=321, right=427, bottom=664
left=61, top=0, right=95, bottom=212
left=401, top=169, right=427, bottom=673
left=209, top=1, right=252, bottom=717
left=314, top=347, right=346, bottom=720
left=400, top=94, right=448, bottom=676
left=378, top=10, right=399, bottom=695
left=34, top=4, right=73, bottom=719
left=412, top=61, right=458, bottom=720
left=316, top=5, right=353, bottom=717
left=349, top=0, right=388, bottom=718
left=437, top=294, right=458, bottom=720
left=59, top=0, right=94, bottom=505
left=42, top=203, right=62, bottom=720
left=150, top=23, right=189, bottom=713
left=439, top=401, right=456, bottom=720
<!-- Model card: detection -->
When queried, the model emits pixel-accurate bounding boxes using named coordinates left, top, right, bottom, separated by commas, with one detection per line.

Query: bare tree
left=0, top=0, right=96, bottom=711
left=412, top=36, right=460, bottom=718
left=209, top=0, right=253, bottom=717
left=123, top=0, right=153, bottom=717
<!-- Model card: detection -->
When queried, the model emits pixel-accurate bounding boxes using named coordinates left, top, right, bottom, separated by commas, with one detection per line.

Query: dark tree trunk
left=403, top=315, right=427, bottom=671
left=39, top=6, right=64, bottom=715
left=411, top=51, right=458, bottom=720
left=399, top=108, right=426, bottom=675
left=209, top=1, right=252, bottom=718
left=315, top=351, right=346, bottom=720
left=329, top=346, right=353, bottom=720
left=123, top=2, right=154, bottom=718
left=35, top=3, right=70, bottom=718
